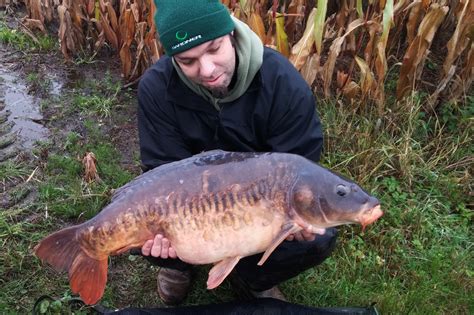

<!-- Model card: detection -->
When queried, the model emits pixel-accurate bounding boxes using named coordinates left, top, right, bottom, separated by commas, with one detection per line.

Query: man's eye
left=179, top=60, right=193, bottom=66
left=209, top=46, right=220, bottom=53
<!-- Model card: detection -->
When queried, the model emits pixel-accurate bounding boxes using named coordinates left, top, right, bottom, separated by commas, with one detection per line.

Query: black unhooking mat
left=100, top=298, right=379, bottom=315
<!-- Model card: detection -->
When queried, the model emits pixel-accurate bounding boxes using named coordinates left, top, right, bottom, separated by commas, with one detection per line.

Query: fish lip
left=358, top=204, right=383, bottom=231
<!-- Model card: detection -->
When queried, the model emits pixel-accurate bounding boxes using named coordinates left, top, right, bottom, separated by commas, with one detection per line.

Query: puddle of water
left=0, top=63, right=51, bottom=149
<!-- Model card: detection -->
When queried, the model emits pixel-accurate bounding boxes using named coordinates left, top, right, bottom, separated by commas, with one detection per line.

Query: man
left=136, top=0, right=337, bottom=306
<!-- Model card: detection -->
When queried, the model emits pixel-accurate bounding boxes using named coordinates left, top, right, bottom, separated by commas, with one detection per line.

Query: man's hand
left=286, top=230, right=317, bottom=242
left=141, top=234, right=177, bottom=259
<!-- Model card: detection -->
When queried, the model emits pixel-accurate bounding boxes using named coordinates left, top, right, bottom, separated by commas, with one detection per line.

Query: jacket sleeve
left=266, top=66, right=324, bottom=163
left=137, top=70, right=192, bottom=171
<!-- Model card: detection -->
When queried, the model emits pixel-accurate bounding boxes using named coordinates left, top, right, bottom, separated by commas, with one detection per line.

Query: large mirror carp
left=35, top=150, right=383, bottom=304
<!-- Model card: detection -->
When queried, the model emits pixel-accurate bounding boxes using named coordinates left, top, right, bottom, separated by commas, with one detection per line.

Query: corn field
left=2, top=0, right=473, bottom=110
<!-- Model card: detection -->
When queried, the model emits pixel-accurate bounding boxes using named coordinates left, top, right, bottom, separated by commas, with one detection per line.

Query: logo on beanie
left=171, top=34, right=202, bottom=51
left=175, top=31, right=188, bottom=41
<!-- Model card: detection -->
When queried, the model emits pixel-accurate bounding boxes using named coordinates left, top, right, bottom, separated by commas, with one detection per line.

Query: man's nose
left=199, top=57, right=215, bottom=78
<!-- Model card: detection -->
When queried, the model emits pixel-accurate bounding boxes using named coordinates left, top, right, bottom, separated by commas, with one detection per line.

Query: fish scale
left=34, top=150, right=383, bottom=305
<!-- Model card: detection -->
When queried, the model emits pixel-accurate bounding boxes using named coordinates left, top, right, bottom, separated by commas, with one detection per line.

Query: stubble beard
left=209, top=87, right=229, bottom=98
left=206, top=73, right=232, bottom=98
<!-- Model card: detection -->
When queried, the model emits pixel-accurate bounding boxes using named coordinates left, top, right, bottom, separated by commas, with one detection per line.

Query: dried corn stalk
left=19, top=0, right=473, bottom=109
left=396, top=4, right=449, bottom=99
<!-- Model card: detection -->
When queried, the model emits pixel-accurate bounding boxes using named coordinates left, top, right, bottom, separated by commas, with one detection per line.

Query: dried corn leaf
left=322, top=18, right=365, bottom=97
left=355, top=56, right=376, bottom=99
left=427, top=65, right=456, bottom=108
left=442, top=0, right=474, bottom=77
left=119, top=9, right=135, bottom=46
left=94, top=29, right=106, bottom=51
left=119, top=0, right=127, bottom=16
left=28, top=0, right=44, bottom=23
left=23, top=18, right=46, bottom=33
left=421, top=0, right=430, bottom=9
left=98, top=0, right=106, bottom=13
left=120, top=43, right=132, bottom=79
left=396, top=4, right=448, bottom=99
left=373, top=0, right=394, bottom=111
left=106, top=2, right=119, bottom=34
left=146, top=33, right=160, bottom=63
left=131, top=2, right=140, bottom=23
left=406, top=1, right=423, bottom=44
left=300, top=53, right=320, bottom=87
left=275, top=13, right=290, bottom=58
left=146, top=0, right=156, bottom=28
left=44, top=0, right=54, bottom=22
left=130, top=22, right=147, bottom=79
left=82, top=152, right=101, bottom=183
left=68, top=0, right=85, bottom=27
left=364, top=22, right=381, bottom=65
left=336, top=70, right=349, bottom=90
left=285, top=0, right=304, bottom=43
left=249, top=11, right=266, bottom=43
left=450, top=42, right=474, bottom=101
left=101, top=14, right=119, bottom=50
left=290, top=8, right=317, bottom=71
left=342, top=81, right=361, bottom=101
left=231, top=3, right=242, bottom=20
left=239, top=0, right=250, bottom=18
left=222, top=0, right=230, bottom=8
left=86, top=0, right=95, bottom=17
left=58, top=5, right=71, bottom=58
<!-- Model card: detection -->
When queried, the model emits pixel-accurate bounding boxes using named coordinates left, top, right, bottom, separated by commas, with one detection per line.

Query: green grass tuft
left=0, top=22, right=56, bottom=51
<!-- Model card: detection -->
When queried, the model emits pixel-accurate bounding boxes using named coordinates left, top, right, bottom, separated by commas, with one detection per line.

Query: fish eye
left=336, top=184, right=349, bottom=197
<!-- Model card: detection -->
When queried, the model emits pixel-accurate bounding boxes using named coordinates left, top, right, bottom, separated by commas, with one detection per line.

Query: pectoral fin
left=258, top=222, right=301, bottom=266
left=207, top=256, right=241, bottom=289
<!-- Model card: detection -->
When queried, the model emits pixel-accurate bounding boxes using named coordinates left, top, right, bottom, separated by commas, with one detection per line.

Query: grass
left=0, top=21, right=56, bottom=51
left=69, top=72, right=124, bottom=118
left=307, top=92, right=473, bottom=313
left=0, top=160, right=31, bottom=183
left=0, top=66, right=472, bottom=314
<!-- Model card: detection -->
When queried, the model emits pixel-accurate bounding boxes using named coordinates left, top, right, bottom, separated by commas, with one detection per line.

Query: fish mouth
left=359, top=204, right=383, bottom=231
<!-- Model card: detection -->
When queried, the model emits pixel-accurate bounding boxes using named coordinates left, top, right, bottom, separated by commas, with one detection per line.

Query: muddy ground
left=0, top=42, right=139, bottom=208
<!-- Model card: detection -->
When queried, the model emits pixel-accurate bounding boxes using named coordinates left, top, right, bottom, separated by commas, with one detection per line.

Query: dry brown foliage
left=17, top=0, right=474, bottom=108
left=82, top=151, right=100, bottom=183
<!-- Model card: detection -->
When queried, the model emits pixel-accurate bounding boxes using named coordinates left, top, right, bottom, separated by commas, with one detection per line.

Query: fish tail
left=34, top=225, right=108, bottom=305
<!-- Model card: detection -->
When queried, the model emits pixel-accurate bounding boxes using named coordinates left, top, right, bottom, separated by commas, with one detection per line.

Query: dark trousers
left=137, top=228, right=337, bottom=292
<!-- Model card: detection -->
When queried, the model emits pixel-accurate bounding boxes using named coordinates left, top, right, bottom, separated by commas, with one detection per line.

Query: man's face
left=174, top=35, right=236, bottom=96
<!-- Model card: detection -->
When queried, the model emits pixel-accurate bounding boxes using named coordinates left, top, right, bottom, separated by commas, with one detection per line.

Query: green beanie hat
left=153, top=0, right=235, bottom=56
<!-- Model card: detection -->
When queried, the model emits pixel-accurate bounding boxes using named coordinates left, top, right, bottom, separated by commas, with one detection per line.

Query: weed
left=73, top=94, right=116, bottom=118
left=0, top=160, right=31, bottom=183
left=0, top=23, right=30, bottom=49
left=71, top=79, right=122, bottom=118
left=26, top=71, right=52, bottom=95
left=0, top=22, right=56, bottom=51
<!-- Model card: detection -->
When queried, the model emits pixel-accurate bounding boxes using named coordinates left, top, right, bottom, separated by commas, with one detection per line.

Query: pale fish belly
left=167, top=205, right=288, bottom=264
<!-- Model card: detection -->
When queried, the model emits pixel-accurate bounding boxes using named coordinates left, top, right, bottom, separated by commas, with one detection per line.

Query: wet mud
left=0, top=61, right=51, bottom=152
